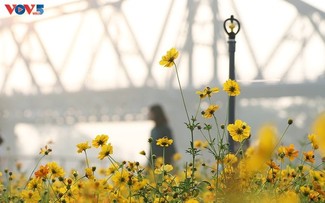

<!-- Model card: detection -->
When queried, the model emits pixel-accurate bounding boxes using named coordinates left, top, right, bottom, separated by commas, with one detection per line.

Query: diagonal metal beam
left=0, top=32, right=30, bottom=93
left=29, top=26, right=65, bottom=92
left=82, top=32, right=107, bottom=89
left=210, top=0, right=224, bottom=85
left=169, top=0, right=199, bottom=89
left=259, top=16, right=299, bottom=76
left=119, top=11, right=153, bottom=86
left=307, top=16, right=325, bottom=45
left=9, top=28, right=41, bottom=93
left=58, top=14, right=87, bottom=75
left=94, top=5, right=134, bottom=87
left=285, top=0, right=325, bottom=18
left=185, top=0, right=198, bottom=88
left=280, top=29, right=313, bottom=81
left=80, top=13, right=115, bottom=89
left=143, top=0, right=175, bottom=87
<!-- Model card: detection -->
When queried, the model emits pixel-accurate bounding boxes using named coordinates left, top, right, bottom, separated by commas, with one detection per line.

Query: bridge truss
left=0, top=0, right=324, bottom=166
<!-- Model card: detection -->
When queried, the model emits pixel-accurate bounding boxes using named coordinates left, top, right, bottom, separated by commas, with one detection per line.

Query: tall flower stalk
left=159, top=48, right=197, bottom=181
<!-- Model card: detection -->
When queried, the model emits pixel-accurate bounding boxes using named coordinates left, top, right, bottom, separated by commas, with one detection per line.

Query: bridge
left=0, top=0, right=324, bottom=169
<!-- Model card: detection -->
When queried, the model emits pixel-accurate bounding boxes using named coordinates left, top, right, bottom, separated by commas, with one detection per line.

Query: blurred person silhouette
left=148, top=104, right=176, bottom=165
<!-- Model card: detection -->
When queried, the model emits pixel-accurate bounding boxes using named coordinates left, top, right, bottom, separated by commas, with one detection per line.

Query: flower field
left=1, top=48, right=325, bottom=203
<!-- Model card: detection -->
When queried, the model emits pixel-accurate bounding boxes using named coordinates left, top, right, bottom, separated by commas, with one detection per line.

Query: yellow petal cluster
left=227, top=120, right=251, bottom=142
left=156, top=136, right=173, bottom=147
left=223, top=79, right=240, bottom=96
left=159, top=48, right=179, bottom=68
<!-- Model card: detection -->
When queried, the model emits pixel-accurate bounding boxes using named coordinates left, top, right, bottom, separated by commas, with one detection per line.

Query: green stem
left=222, top=100, right=230, bottom=143
left=190, top=129, right=195, bottom=181
left=194, top=99, right=202, bottom=119
left=174, top=62, right=196, bottom=185
left=273, top=124, right=291, bottom=152
left=107, top=155, right=120, bottom=171
left=24, top=154, right=46, bottom=189
left=84, top=150, right=90, bottom=168
left=234, top=141, right=245, bottom=158
left=199, top=129, right=218, bottom=157
left=213, top=115, right=221, bottom=142
left=174, top=63, right=191, bottom=124
left=162, top=147, right=166, bottom=183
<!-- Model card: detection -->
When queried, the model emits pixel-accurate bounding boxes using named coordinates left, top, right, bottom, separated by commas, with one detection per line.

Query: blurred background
left=0, top=0, right=324, bottom=172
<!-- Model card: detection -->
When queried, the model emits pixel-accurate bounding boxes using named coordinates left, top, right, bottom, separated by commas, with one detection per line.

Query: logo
left=5, top=4, right=44, bottom=15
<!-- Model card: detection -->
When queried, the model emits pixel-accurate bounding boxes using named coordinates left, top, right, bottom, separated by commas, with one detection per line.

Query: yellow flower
left=155, top=157, right=164, bottom=168
left=21, top=189, right=41, bottom=203
left=245, top=146, right=255, bottom=158
left=309, top=170, right=324, bottom=182
left=277, top=190, right=300, bottom=203
left=266, top=160, right=280, bottom=171
left=154, top=164, right=173, bottom=174
left=85, top=167, right=94, bottom=179
left=185, top=198, right=199, bottom=203
left=312, top=112, right=325, bottom=156
left=281, top=166, right=297, bottom=181
left=76, top=141, right=91, bottom=153
left=245, top=125, right=277, bottom=172
left=132, top=178, right=147, bottom=191
left=92, top=134, right=109, bottom=148
left=106, top=164, right=118, bottom=175
left=256, top=125, right=278, bottom=157
left=303, top=150, right=315, bottom=163
left=202, top=104, right=219, bottom=119
left=159, top=48, right=179, bottom=67
left=98, top=143, right=113, bottom=160
left=47, top=162, right=65, bottom=178
left=308, top=134, right=319, bottom=150
left=173, top=153, right=182, bottom=161
left=309, top=190, right=321, bottom=202
left=223, top=79, right=240, bottom=96
left=39, top=145, right=52, bottom=155
left=27, top=178, right=43, bottom=191
left=284, top=144, right=299, bottom=161
left=223, top=153, right=238, bottom=165
left=196, top=87, right=219, bottom=99
left=112, top=170, right=129, bottom=186
left=203, top=191, right=216, bottom=202
left=227, top=120, right=251, bottom=142
left=34, top=165, right=49, bottom=179
left=59, top=186, right=79, bottom=202
left=300, top=185, right=311, bottom=196
left=194, top=140, right=203, bottom=148
left=156, top=136, right=173, bottom=147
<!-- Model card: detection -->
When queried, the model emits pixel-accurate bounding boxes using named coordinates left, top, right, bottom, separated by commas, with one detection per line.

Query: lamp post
left=223, top=15, right=240, bottom=152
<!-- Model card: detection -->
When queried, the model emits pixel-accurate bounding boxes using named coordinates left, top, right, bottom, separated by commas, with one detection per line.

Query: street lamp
left=223, top=15, right=240, bottom=152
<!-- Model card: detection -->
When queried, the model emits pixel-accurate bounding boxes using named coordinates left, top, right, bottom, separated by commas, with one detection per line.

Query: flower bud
left=148, top=137, right=153, bottom=143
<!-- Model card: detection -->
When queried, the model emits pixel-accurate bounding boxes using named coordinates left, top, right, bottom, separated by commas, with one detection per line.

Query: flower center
left=168, top=57, right=175, bottom=62
left=236, top=128, right=243, bottom=135
left=229, top=86, right=236, bottom=92
left=161, top=141, right=168, bottom=146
